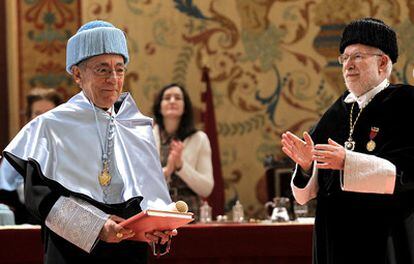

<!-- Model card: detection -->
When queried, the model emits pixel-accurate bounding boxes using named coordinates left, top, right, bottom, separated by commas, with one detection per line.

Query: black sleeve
left=293, top=166, right=313, bottom=188
left=3, top=152, right=67, bottom=222
left=25, top=160, right=63, bottom=222
left=375, top=87, right=414, bottom=194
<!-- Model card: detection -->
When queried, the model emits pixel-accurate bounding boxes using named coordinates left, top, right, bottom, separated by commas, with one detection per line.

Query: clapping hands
left=281, top=131, right=345, bottom=171
left=163, top=140, right=184, bottom=179
left=281, top=131, right=314, bottom=171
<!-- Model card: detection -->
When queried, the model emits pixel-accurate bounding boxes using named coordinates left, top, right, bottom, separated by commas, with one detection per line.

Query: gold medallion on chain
left=98, top=161, right=112, bottom=186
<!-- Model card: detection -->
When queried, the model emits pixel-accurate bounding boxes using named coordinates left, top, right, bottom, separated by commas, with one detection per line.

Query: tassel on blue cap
left=66, top=20, right=129, bottom=74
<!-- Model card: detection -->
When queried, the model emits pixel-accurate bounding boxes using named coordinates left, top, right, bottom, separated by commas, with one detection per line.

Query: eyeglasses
left=338, top=52, right=383, bottom=65
left=87, top=65, right=127, bottom=78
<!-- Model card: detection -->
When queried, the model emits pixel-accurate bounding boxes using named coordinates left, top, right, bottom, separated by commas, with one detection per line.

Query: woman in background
left=152, top=83, right=214, bottom=216
left=26, top=87, right=63, bottom=120
left=0, top=87, right=63, bottom=224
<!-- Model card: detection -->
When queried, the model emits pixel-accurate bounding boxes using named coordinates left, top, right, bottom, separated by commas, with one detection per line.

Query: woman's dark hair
left=26, top=87, right=63, bottom=120
left=152, top=83, right=197, bottom=140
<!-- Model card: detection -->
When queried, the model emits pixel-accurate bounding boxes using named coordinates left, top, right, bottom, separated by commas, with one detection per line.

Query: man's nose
left=343, top=58, right=354, bottom=70
left=105, top=72, right=118, bottom=83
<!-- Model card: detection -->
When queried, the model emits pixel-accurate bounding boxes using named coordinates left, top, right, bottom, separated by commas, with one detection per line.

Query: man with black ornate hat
left=281, top=17, right=414, bottom=263
left=1, top=20, right=175, bottom=263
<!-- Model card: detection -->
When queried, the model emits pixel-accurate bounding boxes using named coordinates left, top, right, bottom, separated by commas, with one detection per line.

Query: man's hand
left=313, top=138, right=345, bottom=170
left=281, top=131, right=314, bottom=171
left=99, top=215, right=135, bottom=243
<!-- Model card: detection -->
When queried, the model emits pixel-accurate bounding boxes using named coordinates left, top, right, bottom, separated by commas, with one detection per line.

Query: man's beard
left=345, top=77, right=377, bottom=96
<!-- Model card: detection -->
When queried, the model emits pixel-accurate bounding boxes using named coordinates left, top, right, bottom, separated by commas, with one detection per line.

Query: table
left=0, top=225, right=43, bottom=264
left=149, top=222, right=313, bottom=264
left=0, top=222, right=313, bottom=264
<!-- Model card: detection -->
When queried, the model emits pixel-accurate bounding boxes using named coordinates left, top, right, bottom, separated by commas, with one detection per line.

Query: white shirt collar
left=344, top=78, right=389, bottom=108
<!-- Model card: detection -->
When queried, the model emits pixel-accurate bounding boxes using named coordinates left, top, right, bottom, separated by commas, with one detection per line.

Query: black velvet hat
left=339, top=17, right=398, bottom=63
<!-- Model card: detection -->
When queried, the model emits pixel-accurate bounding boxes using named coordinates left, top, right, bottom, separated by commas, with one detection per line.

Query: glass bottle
left=199, top=201, right=212, bottom=223
left=232, top=200, right=244, bottom=223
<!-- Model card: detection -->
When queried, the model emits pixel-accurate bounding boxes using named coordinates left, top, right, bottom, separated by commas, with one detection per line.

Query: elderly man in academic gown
left=1, top=21, right=174, bottom=263
left=281, top=18, right=414, bottom=264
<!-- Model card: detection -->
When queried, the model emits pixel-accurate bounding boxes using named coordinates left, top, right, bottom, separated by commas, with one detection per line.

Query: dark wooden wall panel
left=0, top=0, right=9, bottom=151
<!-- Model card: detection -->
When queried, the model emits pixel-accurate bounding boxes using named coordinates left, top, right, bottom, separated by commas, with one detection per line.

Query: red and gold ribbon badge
left=366, top=127, right=379, bottom=152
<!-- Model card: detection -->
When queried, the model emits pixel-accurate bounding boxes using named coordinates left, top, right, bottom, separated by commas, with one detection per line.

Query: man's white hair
left=384, top=55, right=393, bottom=78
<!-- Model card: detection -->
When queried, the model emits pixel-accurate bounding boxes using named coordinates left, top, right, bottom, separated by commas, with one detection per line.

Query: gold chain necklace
left=344, top=81, right=389, bottom=151
left=344, top=103, right=363, bottom=151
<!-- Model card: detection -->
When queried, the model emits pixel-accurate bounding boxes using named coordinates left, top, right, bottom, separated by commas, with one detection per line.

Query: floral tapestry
left=15, top=0, right=81, bottom=127
left=14, top=0, right=414, bottom=218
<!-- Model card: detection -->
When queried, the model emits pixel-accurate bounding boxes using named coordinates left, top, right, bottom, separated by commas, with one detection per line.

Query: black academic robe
left=3, top=94, right=155, bottom=264
left=0, top=188, right=37, bottom=224
left=295, top=84, right=414, bottom=264
left=4, top=152, right=148, bottom=264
